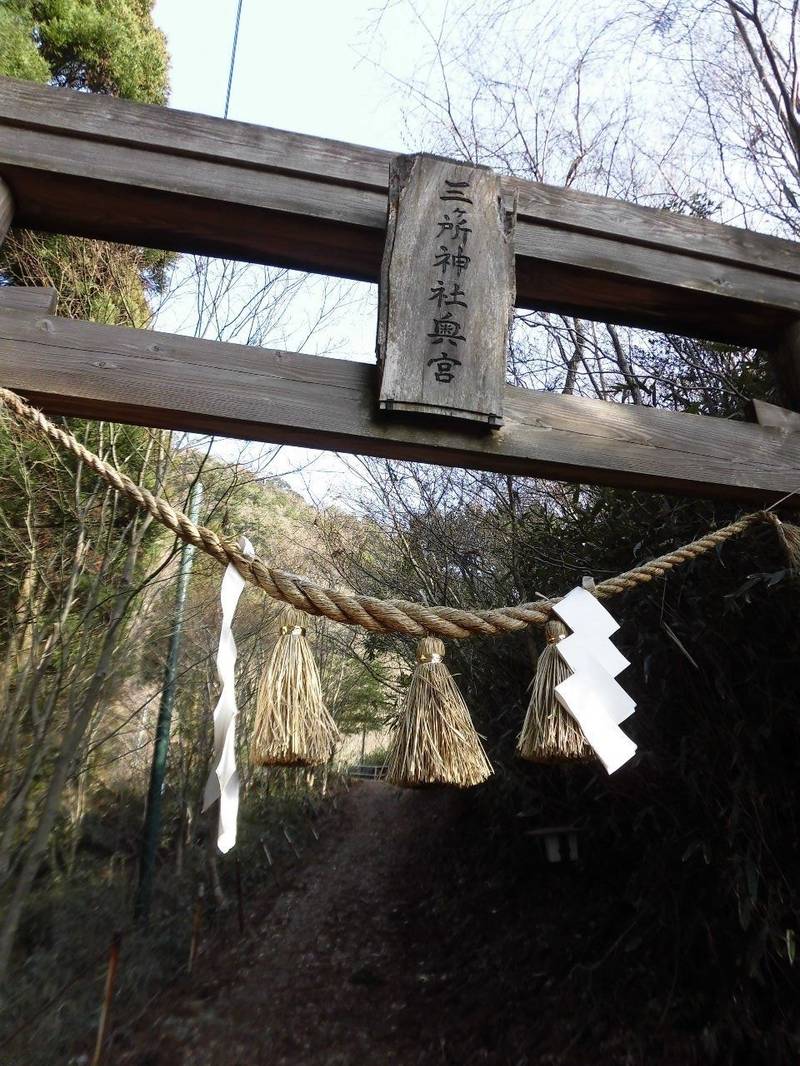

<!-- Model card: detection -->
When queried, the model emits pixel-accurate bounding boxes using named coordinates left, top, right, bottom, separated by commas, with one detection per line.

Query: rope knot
left=417, top=636, right=446, bottom=663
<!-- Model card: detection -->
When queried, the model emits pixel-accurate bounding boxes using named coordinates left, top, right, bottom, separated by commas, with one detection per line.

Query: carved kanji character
left=427, top=311, right=465, bottom=347
left=428, top=282, right=468, bottom=309
left=436, top=207, right=472, bottom=243
left=433, top=244, right=471, bottom=276
left=427, top=354, right=462, bottom=383
left=440, top=179, right=473, bottom=204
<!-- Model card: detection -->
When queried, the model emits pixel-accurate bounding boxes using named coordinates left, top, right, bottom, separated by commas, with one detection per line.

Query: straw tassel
left=386, top=637, right=493, bottom=788
left=517, top=620, right=594, bottom=764
left=250, top=609, right=341, bottom=767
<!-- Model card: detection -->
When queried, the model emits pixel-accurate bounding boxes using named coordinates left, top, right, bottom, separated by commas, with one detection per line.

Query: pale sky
left=148, top=1, right=754, bottom=507
left=151, top=0, right=441, bottom=504
left=153, top=0, right=417, bottom=148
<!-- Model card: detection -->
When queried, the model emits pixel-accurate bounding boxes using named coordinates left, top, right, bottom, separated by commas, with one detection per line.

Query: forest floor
left=115, top=779, right=690, bottom=1066
left=119, top=780, right=471, bottom=1065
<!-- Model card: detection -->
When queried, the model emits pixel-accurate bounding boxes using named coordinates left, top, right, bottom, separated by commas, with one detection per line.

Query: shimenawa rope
left=0, top=386, right=788, bottom=639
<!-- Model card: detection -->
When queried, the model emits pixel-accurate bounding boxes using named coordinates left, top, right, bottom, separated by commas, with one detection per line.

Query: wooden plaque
left=377, top=154, right=516, bottom=427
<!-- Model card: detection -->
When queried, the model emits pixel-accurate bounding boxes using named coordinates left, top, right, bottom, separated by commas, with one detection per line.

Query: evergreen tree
left=0, top=0, right=172, bottom=322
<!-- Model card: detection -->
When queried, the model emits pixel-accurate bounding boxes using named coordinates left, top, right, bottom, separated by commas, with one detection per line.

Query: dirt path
left=118, top=779, right=704, bottom=1065
left=130, top=781, right=468, bottom=1065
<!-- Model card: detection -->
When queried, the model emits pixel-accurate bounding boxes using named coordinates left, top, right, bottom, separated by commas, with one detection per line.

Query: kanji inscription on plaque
left=377, top=154, right=516, bottom=427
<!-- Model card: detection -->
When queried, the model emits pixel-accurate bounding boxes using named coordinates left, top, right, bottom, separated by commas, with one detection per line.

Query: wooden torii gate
left=2, top=75, right=800, bottom=501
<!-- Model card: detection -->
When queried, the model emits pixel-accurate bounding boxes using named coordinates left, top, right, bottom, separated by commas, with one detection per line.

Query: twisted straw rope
left=0, top=386, right=781, bottom=640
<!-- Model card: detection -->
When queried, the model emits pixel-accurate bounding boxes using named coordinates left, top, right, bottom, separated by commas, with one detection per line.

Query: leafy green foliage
left=0, top=0, right=173, bottom=319
left=0, top=1, right=50, bottom=80
left=17, top=0, right=168, bottom=102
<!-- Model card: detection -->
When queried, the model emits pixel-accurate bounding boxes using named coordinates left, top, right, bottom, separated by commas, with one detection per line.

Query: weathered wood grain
left=2, top=77, right=800, bottom=345
left=1, top=307, right=799, bottom=501
left=0, top=286, right=57, bottom=313
left=0, top=177, right=12, bottom=247
left=378, top=156, right=515, bottom=425
left=2, top=77, right=798, bottom=279
left=509, top=180, right=800, bottom=281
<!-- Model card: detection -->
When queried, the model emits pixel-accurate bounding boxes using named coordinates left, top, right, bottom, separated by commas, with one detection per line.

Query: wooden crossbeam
left=1, top=302, right=799, bottom=501
left=0, top=286, right=56, bottom=314
left=2, top=76, right=800, bottom=346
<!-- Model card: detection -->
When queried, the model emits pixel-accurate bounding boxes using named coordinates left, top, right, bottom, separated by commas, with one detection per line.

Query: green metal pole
left=135, top=482, right=203, bottom=925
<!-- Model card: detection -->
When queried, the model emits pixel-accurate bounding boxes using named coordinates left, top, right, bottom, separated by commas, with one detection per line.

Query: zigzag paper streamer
left=552, top=587, right=637, bottom=774
left=202, top=535, right=254, bottom=853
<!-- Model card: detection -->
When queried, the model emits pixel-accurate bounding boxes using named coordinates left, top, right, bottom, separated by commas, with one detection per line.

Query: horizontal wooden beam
left=1, top=305, right=798, bottom=501
left=0, top=285, right=57, bottom=314
left=2, top=77, right=800, bottom=346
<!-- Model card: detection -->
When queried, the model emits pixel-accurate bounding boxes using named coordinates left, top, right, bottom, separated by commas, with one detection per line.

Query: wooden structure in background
left=1, top=74, right=800, bottom=501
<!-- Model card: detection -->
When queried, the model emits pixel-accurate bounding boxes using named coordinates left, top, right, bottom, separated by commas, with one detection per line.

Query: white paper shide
left=202, top=536, right=255, bottom=853
left=552, top=587, right=637, bottom=774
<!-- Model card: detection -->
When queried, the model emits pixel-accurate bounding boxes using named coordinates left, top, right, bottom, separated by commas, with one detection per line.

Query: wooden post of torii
left=2, top=75, right=800, bottom=500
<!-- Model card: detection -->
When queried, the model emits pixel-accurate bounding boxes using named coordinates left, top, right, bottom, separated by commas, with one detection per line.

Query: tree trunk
left=0, top=531, right=143, bottom=983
